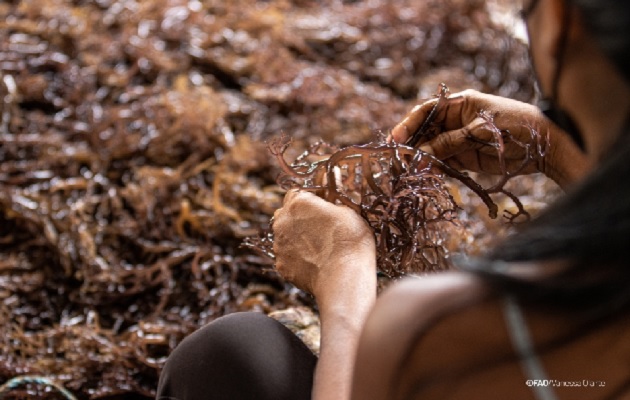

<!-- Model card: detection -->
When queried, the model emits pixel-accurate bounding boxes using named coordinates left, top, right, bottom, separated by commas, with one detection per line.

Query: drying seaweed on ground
left=0, top=0, right=542, bottom=398
left=247, top=85, right=549, bottom=278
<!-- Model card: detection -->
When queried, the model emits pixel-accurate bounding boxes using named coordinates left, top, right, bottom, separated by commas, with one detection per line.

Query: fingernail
left=419, top=144, right=434, bottom=155
left=389, top=127, right=401, bottom=142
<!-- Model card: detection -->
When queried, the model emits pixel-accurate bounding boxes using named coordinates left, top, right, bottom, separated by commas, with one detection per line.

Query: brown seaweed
left=248, top=86, right=545, bottom=278
left=0, top=0, right=537, bottom=398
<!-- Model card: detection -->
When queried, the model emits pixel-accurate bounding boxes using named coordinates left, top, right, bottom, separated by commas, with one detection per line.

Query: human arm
left=390, top=89, right=592, bottom=189
left=272, top=190, right=377, bottom=400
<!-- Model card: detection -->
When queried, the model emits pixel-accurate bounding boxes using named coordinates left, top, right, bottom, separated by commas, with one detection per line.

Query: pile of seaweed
left=0, top=0, right=536, bottom=398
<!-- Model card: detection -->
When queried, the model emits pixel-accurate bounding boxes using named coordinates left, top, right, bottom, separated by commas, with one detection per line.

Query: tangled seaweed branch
left=257, top=136, right=478, bottom=277
left=248, top=85, right=547, bottom=278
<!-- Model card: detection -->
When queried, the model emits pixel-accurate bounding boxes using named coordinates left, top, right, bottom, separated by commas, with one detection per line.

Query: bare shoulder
left=368, top=272, right=490, bottom=341
left=379, top=271, right=487, bottom=310
left=352, top=271, right=630, bottom=400
left=351, top=272, right=493, bottom=400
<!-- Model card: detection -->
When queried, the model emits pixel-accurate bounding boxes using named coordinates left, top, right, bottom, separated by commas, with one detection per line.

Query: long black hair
left=463, top=0, right=630, bottom=318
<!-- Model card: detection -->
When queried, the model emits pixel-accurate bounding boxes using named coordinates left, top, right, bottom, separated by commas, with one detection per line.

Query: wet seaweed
left=247, top=85, right=547, bottom=278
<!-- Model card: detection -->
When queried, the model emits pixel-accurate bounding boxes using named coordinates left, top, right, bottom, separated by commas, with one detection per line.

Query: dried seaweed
left=0, top=0, right=539, bottom=398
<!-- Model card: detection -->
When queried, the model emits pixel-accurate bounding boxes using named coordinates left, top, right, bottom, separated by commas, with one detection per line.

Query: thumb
left=282, top=188, right=301, bottom=205
left=390, top=99, right=439, bottom=143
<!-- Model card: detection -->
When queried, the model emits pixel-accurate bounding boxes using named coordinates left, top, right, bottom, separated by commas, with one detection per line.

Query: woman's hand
left=390, top=89, right=591, bottom=188
left=273, top=190, right=377, bottom=400
left=272, top=190, right=376, bottom=303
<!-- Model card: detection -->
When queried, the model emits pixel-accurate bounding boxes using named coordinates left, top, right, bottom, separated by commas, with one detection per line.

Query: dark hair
left=463, top=0, right=630, bottom=318
left=397, top=4, right=630, bottom=397
left=466, top=129, right=630, bottom=315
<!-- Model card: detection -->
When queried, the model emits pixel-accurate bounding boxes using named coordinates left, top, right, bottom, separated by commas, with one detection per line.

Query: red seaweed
left=0, top=0, right=541, bottom=398
left=247, top=84, right=546, bottom=278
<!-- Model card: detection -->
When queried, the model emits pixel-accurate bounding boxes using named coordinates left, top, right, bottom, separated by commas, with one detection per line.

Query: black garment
left=156, top=312, right=317, bottom=400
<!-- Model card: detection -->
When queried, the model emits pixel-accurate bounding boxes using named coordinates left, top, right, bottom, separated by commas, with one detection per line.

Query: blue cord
left=0, top=375, right=77, bottom=400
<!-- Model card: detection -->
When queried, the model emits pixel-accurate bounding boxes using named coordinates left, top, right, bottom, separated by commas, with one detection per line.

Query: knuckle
left=272, top=210, right=286, bottom=226
left=458, top=88, right=479, bottom=98
left=411, top=104, right=423, bottom=113
left=434, top=132, right=455, bottom=150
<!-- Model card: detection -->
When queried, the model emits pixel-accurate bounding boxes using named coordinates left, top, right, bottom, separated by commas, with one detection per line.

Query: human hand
left=272, top=190, right=376, bottom=303
left=390, top=89, right=589, bottom=186
left=273, top=192, right=377, bottom=400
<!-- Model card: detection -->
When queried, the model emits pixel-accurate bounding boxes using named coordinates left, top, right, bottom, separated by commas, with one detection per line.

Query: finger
left=421, top=117, right=495, bottom=160
left=390, top=99, right=438, bottom=143
left=282, top=188, right=301, bottom=205
left=418, top=144, right=434, bottom=156
left=274, top=189, right=302, bottom=225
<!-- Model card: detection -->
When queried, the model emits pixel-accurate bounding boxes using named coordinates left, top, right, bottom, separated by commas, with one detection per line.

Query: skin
left=271, top=0, right=630, bottom=398
left=389, top=90, right=591, bottom=189
left=273, top=190, right=376, bottom=400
